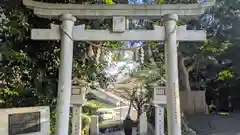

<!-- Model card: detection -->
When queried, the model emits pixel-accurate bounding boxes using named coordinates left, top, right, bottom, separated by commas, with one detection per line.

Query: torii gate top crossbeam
left=23, top=0, right=215, bottom=19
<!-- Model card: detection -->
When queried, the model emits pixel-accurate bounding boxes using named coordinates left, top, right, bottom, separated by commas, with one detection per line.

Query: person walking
left=123, top=116, right=134, bottom=135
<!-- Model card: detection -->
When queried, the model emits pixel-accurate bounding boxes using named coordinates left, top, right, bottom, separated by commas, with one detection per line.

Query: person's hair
left=126, top=116, right=131, bottom=120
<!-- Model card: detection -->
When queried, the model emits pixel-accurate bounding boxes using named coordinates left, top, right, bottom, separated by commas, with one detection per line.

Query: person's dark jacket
left=123, top=118, right=134, bottom=130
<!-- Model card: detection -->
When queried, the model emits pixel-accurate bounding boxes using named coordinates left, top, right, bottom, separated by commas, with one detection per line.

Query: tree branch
left=186, top=56, right=204, bottom=72
left=178, top=52, right=202, bottom=73
left=139, top=99, right=147, bottom=107
left=132, top=101, right=138, bottom=110
left=186, top=61, right=198, bottom=72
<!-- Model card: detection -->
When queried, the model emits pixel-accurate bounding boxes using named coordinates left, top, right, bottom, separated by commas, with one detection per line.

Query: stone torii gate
left=23, top=0, right=215, bottom=135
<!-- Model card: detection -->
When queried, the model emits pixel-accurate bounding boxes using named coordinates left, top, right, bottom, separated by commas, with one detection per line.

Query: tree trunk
left=178, top=53, right=191, bottom=92
left=136, top=103, right=142, bottom=135
left=137, top=105, right=142, bottom=120
left=126, top=99, right=133, bottom=117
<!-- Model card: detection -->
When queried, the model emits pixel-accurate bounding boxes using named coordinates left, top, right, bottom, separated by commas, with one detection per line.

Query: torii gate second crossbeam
left=32, top=24, right=205, bottom=41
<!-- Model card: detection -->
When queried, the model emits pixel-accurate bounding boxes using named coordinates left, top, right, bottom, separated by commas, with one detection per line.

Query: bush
left=50, top=111, right=56, bottom=135
left=82, top=113, right=91, bottom=128
left=82, top=114, right=91, bottom=135
left=50, top=101, right=103, bottom=135
left=50, top=111, right=91, bottom=135
left=50, top=111, right=73, bottom=135
left=82, top=102, right=103, bottom=115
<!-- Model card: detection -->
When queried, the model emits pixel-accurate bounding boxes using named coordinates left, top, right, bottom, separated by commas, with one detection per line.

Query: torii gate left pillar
left=56, top=14, right=76, bottom=135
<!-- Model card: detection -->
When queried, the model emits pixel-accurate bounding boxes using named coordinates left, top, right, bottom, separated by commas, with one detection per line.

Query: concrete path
left=186, top=113, right=240, bottom=135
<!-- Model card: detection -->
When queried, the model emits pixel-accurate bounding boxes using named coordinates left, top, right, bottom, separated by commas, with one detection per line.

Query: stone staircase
left=90, top=88, right=129, bottom=106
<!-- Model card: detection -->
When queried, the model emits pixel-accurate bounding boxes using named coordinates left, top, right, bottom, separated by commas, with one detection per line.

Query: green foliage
left=0, top=3, right=112, bottom=135
left=104, top=0, right=115, bottom=4
left=49, top=104, right=96, bottom=135
left=50, top=112, right=57, bottom=135
left=50, top=111, right=91, bottom=135
left=81, top=114, right=91, bottom=135
left=82, top=101, right=103, bottom=115
left=50, top=111, right=72, bottom=135
left=82, top=113, right=91, bottom=128
left=0, top=0, right=113, bottom=109
left=218, top=69, right=233, bottom=81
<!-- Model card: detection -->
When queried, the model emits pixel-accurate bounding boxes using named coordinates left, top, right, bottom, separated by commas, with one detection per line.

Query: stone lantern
left=149, top=79, right=166, bottom=135
left=71, top=78, right=88, bottom=135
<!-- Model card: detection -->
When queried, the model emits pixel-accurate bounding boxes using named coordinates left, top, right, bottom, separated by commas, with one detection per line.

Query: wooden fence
left=180, top=91, right=208, bottom=114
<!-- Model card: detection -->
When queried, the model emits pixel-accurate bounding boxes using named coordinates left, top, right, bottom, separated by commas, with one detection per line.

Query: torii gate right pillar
left=163, top=13, right=181, bottom=135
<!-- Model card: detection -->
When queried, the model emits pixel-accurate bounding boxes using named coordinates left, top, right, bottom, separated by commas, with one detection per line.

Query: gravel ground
left=186, top=113, right=240, bottom=135
left=102, top=113, right=240, bottom=135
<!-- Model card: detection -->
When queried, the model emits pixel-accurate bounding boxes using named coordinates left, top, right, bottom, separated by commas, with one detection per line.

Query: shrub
left=50, top=111, right=91, bottom=135
left=82, top=102, right=103, bottom=115
left=50, top=101, right=103, bottom=135
left=82, top=114, right=91, bottom=135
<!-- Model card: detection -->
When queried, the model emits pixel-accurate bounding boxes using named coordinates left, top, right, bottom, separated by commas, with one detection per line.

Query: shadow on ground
left=186, top=113, right=240, bottom=135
